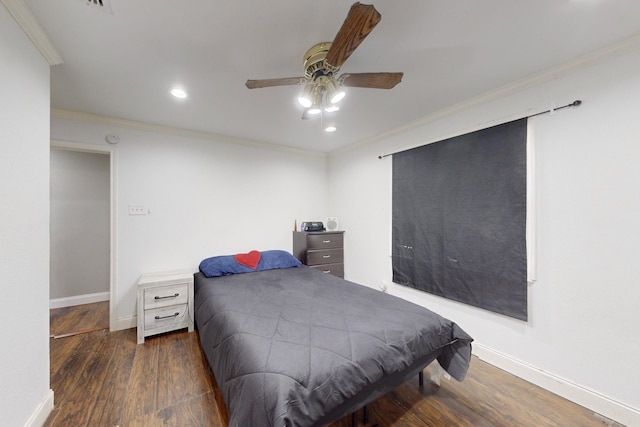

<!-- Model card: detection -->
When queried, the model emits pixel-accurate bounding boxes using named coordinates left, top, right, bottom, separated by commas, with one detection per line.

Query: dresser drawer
left=306, top=233, right=343, bottom=250
left=144, top=304, right=189, bottom=330
left=307, top=248, right=343, bottom=265
left=144, top=283, right=188, bottom=309
left=310, top=263, right=344, bottom=278
left=293, top=231, right=345, bottom=279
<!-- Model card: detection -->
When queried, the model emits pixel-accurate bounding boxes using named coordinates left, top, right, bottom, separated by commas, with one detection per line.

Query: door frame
left=50, top=139, right=117, bottom=331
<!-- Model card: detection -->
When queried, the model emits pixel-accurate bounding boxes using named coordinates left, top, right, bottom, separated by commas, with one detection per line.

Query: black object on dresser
left=292, top=230, right=344, bottom=278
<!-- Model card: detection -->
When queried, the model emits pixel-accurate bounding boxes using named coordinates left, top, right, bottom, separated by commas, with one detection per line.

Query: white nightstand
left=136, top=269, right=194, bottom=344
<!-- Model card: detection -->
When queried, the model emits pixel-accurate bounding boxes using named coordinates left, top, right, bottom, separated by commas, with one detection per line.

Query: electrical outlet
left=128, top=205, right=147, bottom=215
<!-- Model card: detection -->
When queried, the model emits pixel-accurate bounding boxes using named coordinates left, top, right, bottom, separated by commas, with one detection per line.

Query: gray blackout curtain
left=392, top=118, right=528, bottom=320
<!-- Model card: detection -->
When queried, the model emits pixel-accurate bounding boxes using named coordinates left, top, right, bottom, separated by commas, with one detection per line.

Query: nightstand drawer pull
left=155, top=312, right=180, bottom=320
left=154, top=293, right=179, bottom=300
left=322, top=255, right=331, bottom=258
left=322, top=240, right=331, bottom=243
left=322, top=270, right=331, bottom=274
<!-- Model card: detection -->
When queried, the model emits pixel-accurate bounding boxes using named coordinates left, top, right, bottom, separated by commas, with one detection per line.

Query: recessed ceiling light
left=170, top=88, right=188, bottom=99
left=325, top=126, right=337, bottom=133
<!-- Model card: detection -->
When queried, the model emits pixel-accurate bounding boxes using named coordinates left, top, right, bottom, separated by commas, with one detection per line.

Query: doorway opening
left=50, top=140, right=116, bottom=332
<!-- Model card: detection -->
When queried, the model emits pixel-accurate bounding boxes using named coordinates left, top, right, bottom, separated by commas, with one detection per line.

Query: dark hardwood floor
left=46, top=302, right=623, bottom=427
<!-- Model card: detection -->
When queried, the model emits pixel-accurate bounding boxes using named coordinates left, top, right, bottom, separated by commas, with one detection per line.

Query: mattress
left=194, top=265, right=472, bottom=427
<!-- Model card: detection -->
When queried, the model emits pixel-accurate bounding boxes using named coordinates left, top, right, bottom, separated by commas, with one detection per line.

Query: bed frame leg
left=419, top=370, right=424, bottom=387
left=363, top=405, right=369, bottom=424
left=352, top=411, right=357, bottom=427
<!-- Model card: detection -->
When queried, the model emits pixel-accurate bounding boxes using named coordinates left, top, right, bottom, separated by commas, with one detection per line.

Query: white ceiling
left=23, top=0, right=640, bottom=152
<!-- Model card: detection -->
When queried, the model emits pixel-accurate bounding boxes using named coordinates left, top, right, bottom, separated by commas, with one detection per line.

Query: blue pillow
left=199, top=250, right=301, bottom=278
left=260, top=250, right=302, bottom=270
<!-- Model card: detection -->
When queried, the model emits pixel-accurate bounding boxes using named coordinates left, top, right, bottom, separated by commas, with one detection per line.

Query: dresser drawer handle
left=155, top=312, right=180, bottom=320
left=322, top=270, right=331, bottom=274
left=322, top=240, right=331, bottom=243
left=322, top=255, right=331, bottom=258
left=154, top=293, right=179, bottom=300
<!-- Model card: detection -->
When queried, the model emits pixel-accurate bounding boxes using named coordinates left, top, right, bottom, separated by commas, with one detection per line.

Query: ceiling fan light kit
left=299, top=74, right=346, bottom=116
left=325, top=77, right=346, bottom=104
left=245, top=2, right=403, bottom=124
left=297, top=84, right=314, bottom=108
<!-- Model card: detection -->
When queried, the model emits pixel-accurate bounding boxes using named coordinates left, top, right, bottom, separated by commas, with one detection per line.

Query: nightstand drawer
left=144, top=283, right=188, bottom=309
left=144, top=304, right=189, bottom=330
left=307, top=248, right=343, bottom=265
left=137, top=269, right=194, bottom=344
left=310, top=263, right=344, bottom=278
left=307, top=233, right=343, bottom=250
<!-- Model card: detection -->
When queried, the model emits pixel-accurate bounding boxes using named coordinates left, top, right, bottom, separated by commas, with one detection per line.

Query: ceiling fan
left=245, top=2, right=403, bottom=120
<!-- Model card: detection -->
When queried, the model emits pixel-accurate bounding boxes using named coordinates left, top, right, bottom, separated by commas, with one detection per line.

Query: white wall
left=50, top=149, right=110, bottom=299
left=50, top=120, right=330, bottom=330
left=0, top=4, right=53, bottom=426
left=329, top=48, right=640, bottom=425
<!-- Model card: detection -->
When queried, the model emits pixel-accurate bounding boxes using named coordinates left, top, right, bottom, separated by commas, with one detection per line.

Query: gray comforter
left=194, top=266, right=472, bottom=427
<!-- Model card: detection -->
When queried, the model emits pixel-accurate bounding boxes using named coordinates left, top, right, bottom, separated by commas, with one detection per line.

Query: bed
left=194, top=250, right=473, bottom=427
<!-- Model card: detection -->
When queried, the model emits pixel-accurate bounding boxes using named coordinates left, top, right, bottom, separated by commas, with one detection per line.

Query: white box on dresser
left=136, top=269, right=194, bottom=344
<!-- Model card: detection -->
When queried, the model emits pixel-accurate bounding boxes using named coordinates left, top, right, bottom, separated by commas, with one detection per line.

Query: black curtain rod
left=378, top=100, right=582, bottom=159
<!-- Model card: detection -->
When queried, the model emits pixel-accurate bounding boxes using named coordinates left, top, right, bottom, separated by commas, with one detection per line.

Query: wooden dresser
left=292, top=230, right=345, bottom=278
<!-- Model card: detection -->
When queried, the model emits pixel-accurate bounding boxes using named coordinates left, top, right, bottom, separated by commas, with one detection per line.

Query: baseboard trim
left=113, top=315, right=136, bottom=332
left=24, top=389, right=54, bottom=427
left=473, top=343, right=640, bottom=427
left=49, top=291, right=109, bottom=309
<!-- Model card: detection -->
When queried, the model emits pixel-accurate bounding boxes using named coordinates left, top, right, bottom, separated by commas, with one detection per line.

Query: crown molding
left=51, top=108, right=326, bottom=158
left=333, top=31, right=640, bottom=156
left=1, top=0, right=63, bottom=65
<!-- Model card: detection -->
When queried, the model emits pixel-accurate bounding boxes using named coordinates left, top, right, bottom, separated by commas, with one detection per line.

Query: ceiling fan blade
left=324, top=2, right=381, bottom=70
left=245, top=77, right=304, bottom=89
left=340, top=72, right=403, bottom=89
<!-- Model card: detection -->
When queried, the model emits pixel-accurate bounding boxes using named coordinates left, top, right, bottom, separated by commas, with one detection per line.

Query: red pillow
left=234, top=250, right=261, bottom=270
